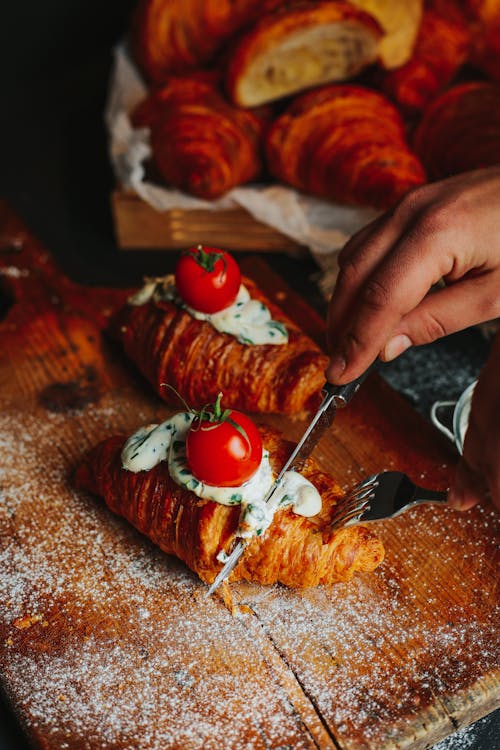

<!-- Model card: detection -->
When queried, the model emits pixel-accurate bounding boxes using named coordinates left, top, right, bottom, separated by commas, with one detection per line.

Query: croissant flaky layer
left=266, top=84, right=425, bottom=210
left=226, top=0, right=382, bottom=107
left=379, top=2, right=471, bottom=116
left=131, top=0, right=278, bottom=84
left=413, top=82, right=500, bottom=180
left=111, top=276, right=329, bottom=415
left=132, top=75, right=266, bottom=200
left=75, top=425, right=385, bottom=587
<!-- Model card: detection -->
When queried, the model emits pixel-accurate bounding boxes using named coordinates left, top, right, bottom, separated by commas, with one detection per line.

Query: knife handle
left=324, top=361, right=378, bottom=407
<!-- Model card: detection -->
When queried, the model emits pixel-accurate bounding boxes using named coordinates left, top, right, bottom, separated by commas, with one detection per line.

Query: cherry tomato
left=175, top=244, right=241, bottom=314
left=186, top=409, right=263, bottom=487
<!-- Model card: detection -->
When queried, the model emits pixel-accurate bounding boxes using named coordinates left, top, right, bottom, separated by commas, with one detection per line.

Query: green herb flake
left=268, top=321, right=287, bottom=335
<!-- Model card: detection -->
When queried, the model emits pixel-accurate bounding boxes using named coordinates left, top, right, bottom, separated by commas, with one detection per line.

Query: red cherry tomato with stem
left=175, top=244, right=241, bottom=314
left=186, top=393, right=262, bottom=486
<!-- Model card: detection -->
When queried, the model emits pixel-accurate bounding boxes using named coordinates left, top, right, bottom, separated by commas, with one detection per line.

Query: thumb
left=381, top=273, right=500, bottom=360
left=447, top=459, right=484, bottom=511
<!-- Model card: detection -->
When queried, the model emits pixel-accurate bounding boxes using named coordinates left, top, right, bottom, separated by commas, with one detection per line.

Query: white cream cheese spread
left=121, top=413, right=321, bottom=539
left=128, top=275, right=288, bottom=346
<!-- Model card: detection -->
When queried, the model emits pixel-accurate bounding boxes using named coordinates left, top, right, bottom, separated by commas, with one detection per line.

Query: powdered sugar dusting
left=0, top=390, right=499, bottom=750
left=0, top=398, right=324, bottom=749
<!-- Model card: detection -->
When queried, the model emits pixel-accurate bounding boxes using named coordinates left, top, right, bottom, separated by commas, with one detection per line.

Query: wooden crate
left=111, top=189, right=306, bottom=254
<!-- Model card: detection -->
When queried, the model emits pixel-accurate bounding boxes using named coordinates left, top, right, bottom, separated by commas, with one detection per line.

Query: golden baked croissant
left=225, top=0, right=383, bottom=107
left=266, top=84, right=426, bottom=210
left=110, top=274, right=329, bottom=415
left=132, top=75, right=267, bottom=199
left=413, top=81, right=500, bottom=180
left=130, top=0, right=279, bottom=85
left=131, top=71, right=222, bottom=130
left=380, top=1, right=471, bottom=116
left=75, top=424, right=385, bottom=587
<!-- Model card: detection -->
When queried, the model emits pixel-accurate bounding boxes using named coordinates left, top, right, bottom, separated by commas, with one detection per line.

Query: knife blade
left=206, top=364, right=376, bottom=596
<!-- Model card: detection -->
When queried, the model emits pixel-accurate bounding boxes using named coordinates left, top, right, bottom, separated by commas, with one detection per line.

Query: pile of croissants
left=128, top=0, right=500, bottom=209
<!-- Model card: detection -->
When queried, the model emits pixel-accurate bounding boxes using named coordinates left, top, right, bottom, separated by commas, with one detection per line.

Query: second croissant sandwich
left=75, top=416, right=385, bottom=588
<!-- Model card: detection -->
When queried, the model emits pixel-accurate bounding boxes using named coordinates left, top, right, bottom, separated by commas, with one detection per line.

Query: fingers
left=326, top=170, right=500, bottom=384
left=327, top=224, right=453, bottom=383
left=327, top=214, right=398, bottom=349
left=380, top=270, right=500, bottom=360
left=327, top=183, right=440, bottom=352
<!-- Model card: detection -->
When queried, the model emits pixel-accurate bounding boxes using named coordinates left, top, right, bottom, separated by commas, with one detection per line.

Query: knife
left=206, top=363, right=376, bottom=596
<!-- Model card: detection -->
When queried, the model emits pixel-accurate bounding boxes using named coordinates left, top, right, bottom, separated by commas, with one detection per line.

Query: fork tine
left=332, top=508, right=369, bottom=531
left=347, top=484, right=378, bottom=503
left=330, top=473, right=381, bottom=533
left=330, top=489, right=376, bottom=532
left=354, top=473, right=379, bottom=491
left=332, top=470, right=448, bottom=530
left=330, top=503, right=371, bottom=532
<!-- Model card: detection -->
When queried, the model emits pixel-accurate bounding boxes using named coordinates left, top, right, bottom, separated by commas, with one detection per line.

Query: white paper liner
left=104, top=44, right=380, bottom=296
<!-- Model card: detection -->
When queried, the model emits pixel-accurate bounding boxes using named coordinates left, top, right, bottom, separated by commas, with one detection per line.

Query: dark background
left=0, top=2, right=498, bottom=748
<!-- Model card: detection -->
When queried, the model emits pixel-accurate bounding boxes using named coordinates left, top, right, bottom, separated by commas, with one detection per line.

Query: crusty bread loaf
left=225, top=0, right=383, bottom=107
left=266, top=84, right=425, bottom=209
left=413, top=81, right=500, bottom=180
left=132, top=75, right=267, bottom=199
left=75, top=424, right=385, bottom=587
left=110, top=275, right=329, bottom=415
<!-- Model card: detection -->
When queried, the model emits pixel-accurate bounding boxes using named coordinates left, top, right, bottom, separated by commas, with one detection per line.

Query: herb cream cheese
left=121, top=413, right=321, bottom=539
left=128, top=275, right=288, bottom=346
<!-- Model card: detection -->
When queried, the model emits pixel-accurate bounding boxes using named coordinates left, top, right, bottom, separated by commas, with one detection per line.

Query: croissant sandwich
left=75, top=402, right=385, bottom=588
left=111, top=245, right=329, bottom=415
left=266, top=84, right=425, bottom=210
left=225, top=0, right=383, bottom=107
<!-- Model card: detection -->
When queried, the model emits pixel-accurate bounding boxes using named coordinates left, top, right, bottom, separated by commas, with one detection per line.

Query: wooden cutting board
left=0, top=202, right=498, bottom=750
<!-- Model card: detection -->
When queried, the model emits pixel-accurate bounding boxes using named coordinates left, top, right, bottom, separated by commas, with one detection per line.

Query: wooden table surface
left=0, top=203, right=498, bottom=750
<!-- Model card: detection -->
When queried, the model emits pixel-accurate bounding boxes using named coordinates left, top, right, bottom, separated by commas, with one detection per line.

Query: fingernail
left=383, top=334, right=412, bottom=362
left=326, top=353, right=346, bottom=382
left=447, top=486, right=466, bottom=510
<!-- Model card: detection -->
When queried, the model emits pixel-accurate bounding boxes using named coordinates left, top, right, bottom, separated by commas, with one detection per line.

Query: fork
left=330, top=471, right=448, bottom=531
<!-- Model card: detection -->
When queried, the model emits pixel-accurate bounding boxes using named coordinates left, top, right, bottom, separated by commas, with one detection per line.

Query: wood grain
left=111, top=189, right=307, bottom=254
left=0, top=202, right=498, bottom=750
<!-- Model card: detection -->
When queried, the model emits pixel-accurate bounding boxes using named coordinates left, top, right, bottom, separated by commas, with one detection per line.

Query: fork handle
left=414, top=489, right=448, bottom=504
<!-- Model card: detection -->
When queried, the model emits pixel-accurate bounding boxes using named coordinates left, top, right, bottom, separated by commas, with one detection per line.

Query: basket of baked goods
left=107, top=0, right=500, bottom=257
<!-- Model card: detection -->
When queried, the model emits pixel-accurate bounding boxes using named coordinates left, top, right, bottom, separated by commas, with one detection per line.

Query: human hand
left=448, top=330, right=500, bottom=512
left=325, top=166, right=500, bottom=384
